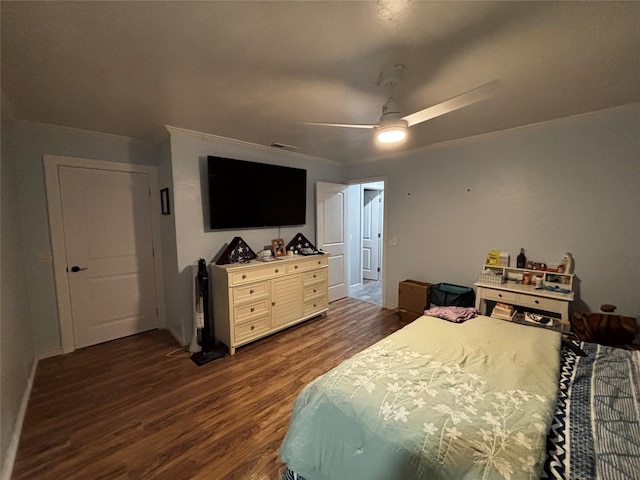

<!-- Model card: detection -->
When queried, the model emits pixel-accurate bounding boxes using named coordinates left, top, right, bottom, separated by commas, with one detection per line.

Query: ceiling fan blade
left=402, top=79, right=500, bottom=127
left=302, top=122, right=376, bottom=129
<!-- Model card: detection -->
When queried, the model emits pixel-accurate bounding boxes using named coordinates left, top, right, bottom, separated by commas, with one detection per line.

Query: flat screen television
left=208, top=156, right=307, bottom=229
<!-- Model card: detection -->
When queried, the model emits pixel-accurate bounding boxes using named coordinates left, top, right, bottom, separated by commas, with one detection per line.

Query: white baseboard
left=167, top=325, right=187, bottom=347
left=37, top=347, right=62, bottom=360
left=1, top=358, right=38, bottom=480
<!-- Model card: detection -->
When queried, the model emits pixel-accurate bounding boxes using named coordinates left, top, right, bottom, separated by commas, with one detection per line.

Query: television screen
left=208, top=156, right=307, bottom=229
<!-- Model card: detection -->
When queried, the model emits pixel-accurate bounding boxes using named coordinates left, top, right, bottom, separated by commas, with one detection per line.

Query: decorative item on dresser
left=286, top=232, right=317, bottom=254
left=215, top=236, right=256, bottom=265
left=211, top=254, right=329, bottom=354
left=271, top=238, right=287, bottom=257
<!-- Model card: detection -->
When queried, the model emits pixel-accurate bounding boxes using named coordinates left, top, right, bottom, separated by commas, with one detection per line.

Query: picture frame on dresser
left=271, top=238, right=286, bottom=257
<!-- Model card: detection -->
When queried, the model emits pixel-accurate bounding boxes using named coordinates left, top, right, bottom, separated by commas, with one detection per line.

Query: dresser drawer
left=287, top=256, right=329, bottom=273
left=234, top=298, right=270, bottom=323
left=287, top=261, right=306, bottom=274
left=308, top=256, right=328, bottom=268
left=230, top=264, right=285, bottom=285
left=303, top=284, right=325, bottom=300
left=303, top=295, right=328, bottom=316
left=482, top=288, right=517, bottom=304
left=234, top=315, right=270, bottom=343
left=233, top=281, right=268, bottom=304
left=517, top=294, right=559, bottom=312
left=302, top=268, right=327, bottom=286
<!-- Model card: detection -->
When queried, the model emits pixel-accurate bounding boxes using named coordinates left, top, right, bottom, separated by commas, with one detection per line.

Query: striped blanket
left=543, top=342, right=640, bottom=479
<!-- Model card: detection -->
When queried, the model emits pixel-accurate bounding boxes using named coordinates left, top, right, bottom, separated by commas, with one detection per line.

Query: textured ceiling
left=2, top=1, right=639, bottom=163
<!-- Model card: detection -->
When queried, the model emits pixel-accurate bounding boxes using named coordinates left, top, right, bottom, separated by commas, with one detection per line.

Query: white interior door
left=362, top=189, right=382, bottom=281
left=59, top=166, right=159, bottom=348
left=316, top=182, right=348, bottom=302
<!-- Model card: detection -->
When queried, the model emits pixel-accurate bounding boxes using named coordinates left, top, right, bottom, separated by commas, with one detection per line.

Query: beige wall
left=1, top=110, right=36, bottom=478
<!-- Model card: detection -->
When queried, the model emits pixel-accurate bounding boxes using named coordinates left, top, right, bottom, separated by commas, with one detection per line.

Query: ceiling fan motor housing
left=381, top=97, right=402, bottom=121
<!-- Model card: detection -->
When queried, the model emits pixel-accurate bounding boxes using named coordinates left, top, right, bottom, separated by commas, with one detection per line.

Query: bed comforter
left=280, top=315, right=562, bottom=480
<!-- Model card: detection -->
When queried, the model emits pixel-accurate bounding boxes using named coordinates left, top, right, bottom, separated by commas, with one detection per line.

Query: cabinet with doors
left=211, top=255, right=328, bottom=354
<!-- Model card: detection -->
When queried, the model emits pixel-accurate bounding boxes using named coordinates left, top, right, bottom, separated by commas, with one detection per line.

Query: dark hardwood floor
left=13, top=298, right=409, bottom=480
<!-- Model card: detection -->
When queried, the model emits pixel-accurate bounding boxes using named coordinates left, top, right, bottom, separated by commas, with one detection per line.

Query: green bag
left=429, top=283, right=475, bottom=308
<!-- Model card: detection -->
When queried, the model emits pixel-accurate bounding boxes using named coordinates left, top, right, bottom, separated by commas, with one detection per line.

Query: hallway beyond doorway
left=350, top=279, right=382, bottom=306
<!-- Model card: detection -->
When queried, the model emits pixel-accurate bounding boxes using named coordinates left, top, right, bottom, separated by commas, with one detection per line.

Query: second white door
left=362, top=189, right=382, bottom=281
left=315, top=182, right=349, bottom=302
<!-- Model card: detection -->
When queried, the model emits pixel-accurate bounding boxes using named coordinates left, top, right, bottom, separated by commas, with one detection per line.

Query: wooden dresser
left=211, top=255, right=328, bottom=354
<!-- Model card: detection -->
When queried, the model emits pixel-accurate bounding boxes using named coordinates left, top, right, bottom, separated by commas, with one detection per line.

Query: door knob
left=70, top=266, right=88, bottom=272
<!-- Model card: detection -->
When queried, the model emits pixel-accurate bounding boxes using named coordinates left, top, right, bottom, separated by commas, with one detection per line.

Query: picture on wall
left=161, top=188, right=171, bottom=215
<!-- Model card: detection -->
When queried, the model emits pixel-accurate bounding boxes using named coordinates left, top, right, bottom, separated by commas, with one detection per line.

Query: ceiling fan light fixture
left=376, top=121, right=408, bottom=144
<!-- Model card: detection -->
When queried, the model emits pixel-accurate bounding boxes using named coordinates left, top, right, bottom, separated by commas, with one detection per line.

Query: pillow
left=423, top=306, right=479, bottom=323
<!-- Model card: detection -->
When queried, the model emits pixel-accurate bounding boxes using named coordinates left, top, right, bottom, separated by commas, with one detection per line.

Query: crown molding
left=353, top=103, right=640, bottom=165
left=14, top=119, right=156, bottom=147
left=164, top=125, right=341, bottom=166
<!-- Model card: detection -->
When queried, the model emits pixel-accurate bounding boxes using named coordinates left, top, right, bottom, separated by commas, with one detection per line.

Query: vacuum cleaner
left=191, top=258, right=225, bottom=366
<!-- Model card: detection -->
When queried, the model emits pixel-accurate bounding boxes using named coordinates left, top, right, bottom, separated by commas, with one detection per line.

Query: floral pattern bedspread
left=280, top=315, right=562, bottom=480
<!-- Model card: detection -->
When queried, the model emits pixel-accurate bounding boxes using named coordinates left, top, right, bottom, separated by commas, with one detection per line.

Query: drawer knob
left=275, top=268, right=279, bottom=273
left=251, top=325, right=255, bottom=331
left=313, top=289, right=317, bottom=293
left=313, top=274, right=317, bottom=278
left=317, top=260, right=321, bottom=264
left=250, top=307, right=255, bottom=312
left=272, top=301, right=276, bottom=306
left=294, top=265, right=298, bottom=269
left=498, top=293, right=502, bottom=298
left=535, top=300, right=539, bottom=304
left=250, top=289, right=254, bottom=294
left=242, top=274, right=247, bottom=279
left=313, top=303, right=317, bottom=307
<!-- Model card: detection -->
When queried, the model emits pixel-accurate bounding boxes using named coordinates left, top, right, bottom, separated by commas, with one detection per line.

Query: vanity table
left=474, top=265, right=574, bottom=326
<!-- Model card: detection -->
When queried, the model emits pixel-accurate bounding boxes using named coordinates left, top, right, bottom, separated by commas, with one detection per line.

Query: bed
left=279, top=314, right=640, bottom=480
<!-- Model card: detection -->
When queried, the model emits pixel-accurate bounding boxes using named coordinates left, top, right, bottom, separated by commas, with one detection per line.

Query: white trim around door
left=44, top=154, right=166, bottom=354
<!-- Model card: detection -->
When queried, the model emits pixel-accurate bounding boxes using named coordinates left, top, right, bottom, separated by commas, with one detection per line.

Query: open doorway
left=347, top=180, right=385, bottom=306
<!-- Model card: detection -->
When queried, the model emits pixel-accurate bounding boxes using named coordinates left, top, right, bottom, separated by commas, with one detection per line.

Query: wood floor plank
left=12, top=298, right=410, bottom=480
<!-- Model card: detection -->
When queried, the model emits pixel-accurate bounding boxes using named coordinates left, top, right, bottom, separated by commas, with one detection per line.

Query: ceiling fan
left=304, top=65, right=500, bottom=144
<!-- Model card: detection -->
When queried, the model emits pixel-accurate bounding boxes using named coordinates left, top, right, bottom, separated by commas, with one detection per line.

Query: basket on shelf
left=478, top=271, right=505, bottom=285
